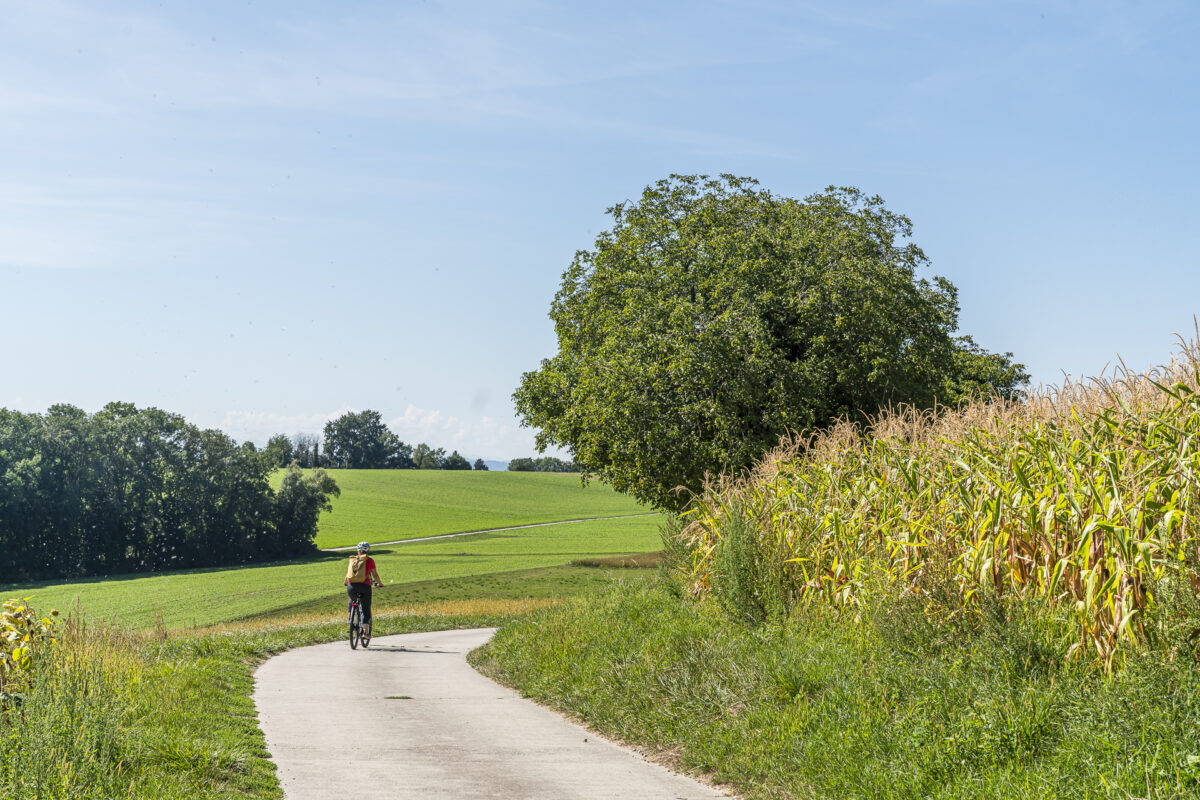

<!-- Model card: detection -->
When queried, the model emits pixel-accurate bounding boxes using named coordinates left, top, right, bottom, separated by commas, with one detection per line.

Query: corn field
left=681, top=338, right=1200, bottom=667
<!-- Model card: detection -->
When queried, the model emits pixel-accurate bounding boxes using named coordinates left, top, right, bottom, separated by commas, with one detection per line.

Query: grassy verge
left=473, top=582, right=1200, bottom=800
left=1, top=566, right=658, bottom=800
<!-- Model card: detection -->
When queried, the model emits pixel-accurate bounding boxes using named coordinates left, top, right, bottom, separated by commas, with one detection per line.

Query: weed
left=477, top=583, right=1200, bottom=799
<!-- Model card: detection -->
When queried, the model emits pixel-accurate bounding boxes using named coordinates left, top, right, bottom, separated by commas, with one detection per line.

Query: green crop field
left=271, top=469, right=648, bottom=548
left=2, top=514, right=665, bottom=630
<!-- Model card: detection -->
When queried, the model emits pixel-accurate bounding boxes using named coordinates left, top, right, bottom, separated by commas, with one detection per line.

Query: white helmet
left=356, top=541, right=370, bottom=553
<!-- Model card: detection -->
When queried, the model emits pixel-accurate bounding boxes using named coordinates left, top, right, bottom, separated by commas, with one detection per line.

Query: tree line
left=262, top=409, right=488, bottom=471
left=0, top=403, right=339, bottom=583
left=506, top=456, right=578, bottom=472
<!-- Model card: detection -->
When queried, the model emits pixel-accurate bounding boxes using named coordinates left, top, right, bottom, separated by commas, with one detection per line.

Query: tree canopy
left=507, top=456, right=578, bottom=473
left=412, top=443, right=446, bottom=469
left=322, top=410, right=413, bottom=468
left=263, top=433, right=294, bottom=467
left=443, top=450, right=472, bottom=470
left=514, top=174, right=1028, bottom=511
left=0, top=403, right=339, bottom=582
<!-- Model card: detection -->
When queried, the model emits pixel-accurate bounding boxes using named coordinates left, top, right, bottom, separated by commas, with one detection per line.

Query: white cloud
left=387, top=404, right=564, bottom=460
left=218, top=404, right=563, bottom=461
left=217, top=408, right=351, bottom=443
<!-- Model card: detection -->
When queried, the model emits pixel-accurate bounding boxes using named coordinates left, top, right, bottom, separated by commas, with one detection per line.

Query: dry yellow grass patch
left=196, top=597, right=560, bottom=636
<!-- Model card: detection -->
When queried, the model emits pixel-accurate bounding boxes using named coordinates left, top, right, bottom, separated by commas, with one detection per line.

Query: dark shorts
left=347, top=583, right=373, bottom=624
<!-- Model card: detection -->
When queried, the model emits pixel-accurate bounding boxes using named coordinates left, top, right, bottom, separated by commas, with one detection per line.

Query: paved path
left=253, top=628, right=731, bottom=800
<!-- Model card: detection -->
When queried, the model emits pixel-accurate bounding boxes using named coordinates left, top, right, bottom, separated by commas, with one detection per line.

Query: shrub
left=0, top=599, right=58, bottom=709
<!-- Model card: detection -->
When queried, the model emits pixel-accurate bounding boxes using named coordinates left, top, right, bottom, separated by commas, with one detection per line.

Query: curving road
left=253, top=628, right=731, bottom=799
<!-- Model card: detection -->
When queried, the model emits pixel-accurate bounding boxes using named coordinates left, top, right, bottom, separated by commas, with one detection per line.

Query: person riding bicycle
left=344, top=541, right=382, bottom=635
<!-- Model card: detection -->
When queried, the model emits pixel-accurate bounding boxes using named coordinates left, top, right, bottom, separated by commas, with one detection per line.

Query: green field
left=274, top=469, right=648, bottom=548
left=2, top=514, right=665, bottom=629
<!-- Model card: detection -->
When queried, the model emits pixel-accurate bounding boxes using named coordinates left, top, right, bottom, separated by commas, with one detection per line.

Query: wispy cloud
left=387, top=404, right=562, bottom=460
left=218, top=408, right=351, bottom=443
left=217, top=404, right=559, bottom=461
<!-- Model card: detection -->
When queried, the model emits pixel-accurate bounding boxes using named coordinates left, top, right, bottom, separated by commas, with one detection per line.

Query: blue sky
left=2, top=1, right=1198, bottom=460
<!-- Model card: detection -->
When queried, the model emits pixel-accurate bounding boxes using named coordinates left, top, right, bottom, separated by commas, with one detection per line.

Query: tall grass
left=681, top=337, right=1200, bottom=667
left=0, top=607, right=302, bottom=800
left=477, top=583, right=1200, bottom=799
left=0, top=563, right=655, bottom=799
left=0, top=606, right=531, bottom=799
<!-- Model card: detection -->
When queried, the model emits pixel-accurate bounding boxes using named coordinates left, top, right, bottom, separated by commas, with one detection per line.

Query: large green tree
left=412, top=443, right=445, bottom=470
left=274, top=465, right=341, bottom=553
left=322, top=410, right=413, bottom=468
left=263, top=433, right=295, bottom=468
left=442, top=450, right=472, bottom=470
left=514, top=175, right=1028, bottom=511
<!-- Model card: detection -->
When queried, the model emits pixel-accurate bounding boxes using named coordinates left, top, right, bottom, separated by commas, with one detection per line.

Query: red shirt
left=350, top=556, right=376, bottom=584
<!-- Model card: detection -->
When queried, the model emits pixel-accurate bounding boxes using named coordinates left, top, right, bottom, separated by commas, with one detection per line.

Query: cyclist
left=344, top=541, right=382, bottom=636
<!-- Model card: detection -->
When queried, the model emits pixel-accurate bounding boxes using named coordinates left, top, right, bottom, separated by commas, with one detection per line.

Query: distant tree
left=443, top=450, right=472, bottom=470
left=292, top=433, right=320, bottom=467
left=413, top=443, right=446, bottom=469
left=0, top=403, right=340, bottom=582
left=535, top=456, right=577, bottom=472
left=507, top=456, right=575, bottom=472
left=323, top=410, right=412, bottom=468
left=473, top=458, right=489, bottom=471
left=264, top=434, right=294, bottom=467
left=273, top=465, right=341, bottom=554
left=413, top=443, right=430, bottom=467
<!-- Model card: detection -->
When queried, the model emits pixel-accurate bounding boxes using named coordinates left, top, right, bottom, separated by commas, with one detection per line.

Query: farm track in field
left=4, top=514, right=664, bottom=630
left=268, top=469, right=648, bottom=549
left=320, top=512, right=658, bottom=551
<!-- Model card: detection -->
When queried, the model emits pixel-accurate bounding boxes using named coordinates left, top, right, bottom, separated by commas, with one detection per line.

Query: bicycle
left=348, top=598, right=372, bottom=649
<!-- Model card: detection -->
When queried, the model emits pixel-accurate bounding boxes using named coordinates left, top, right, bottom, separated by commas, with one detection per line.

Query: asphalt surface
left=253, top=627, right=731, bottom=799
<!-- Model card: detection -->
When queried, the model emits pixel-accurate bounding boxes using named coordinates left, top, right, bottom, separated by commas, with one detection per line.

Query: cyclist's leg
left=347, top=584, right=362, bottom=622
left=362, top=585, right=373, bottom=627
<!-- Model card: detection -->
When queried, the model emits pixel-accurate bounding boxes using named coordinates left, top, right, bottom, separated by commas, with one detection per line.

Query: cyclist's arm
left=368, top=566, right=382, bottom=586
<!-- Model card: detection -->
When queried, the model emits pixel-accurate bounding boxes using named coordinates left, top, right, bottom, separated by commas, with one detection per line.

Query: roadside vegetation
left=478, top=343, right=1200, bottom=799
left=477, top=582, right=1200, bottom=800
left=679, top=344, right=1200, bottom=668
left=0, top=565, right=658, bottom=800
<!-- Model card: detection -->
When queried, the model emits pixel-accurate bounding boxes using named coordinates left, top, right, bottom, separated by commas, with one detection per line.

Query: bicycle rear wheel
left=349, top=603, right=360, bottom=650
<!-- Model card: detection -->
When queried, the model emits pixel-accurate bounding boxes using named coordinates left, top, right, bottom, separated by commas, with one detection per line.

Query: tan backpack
left=346, top=553, right=368, bottom=583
